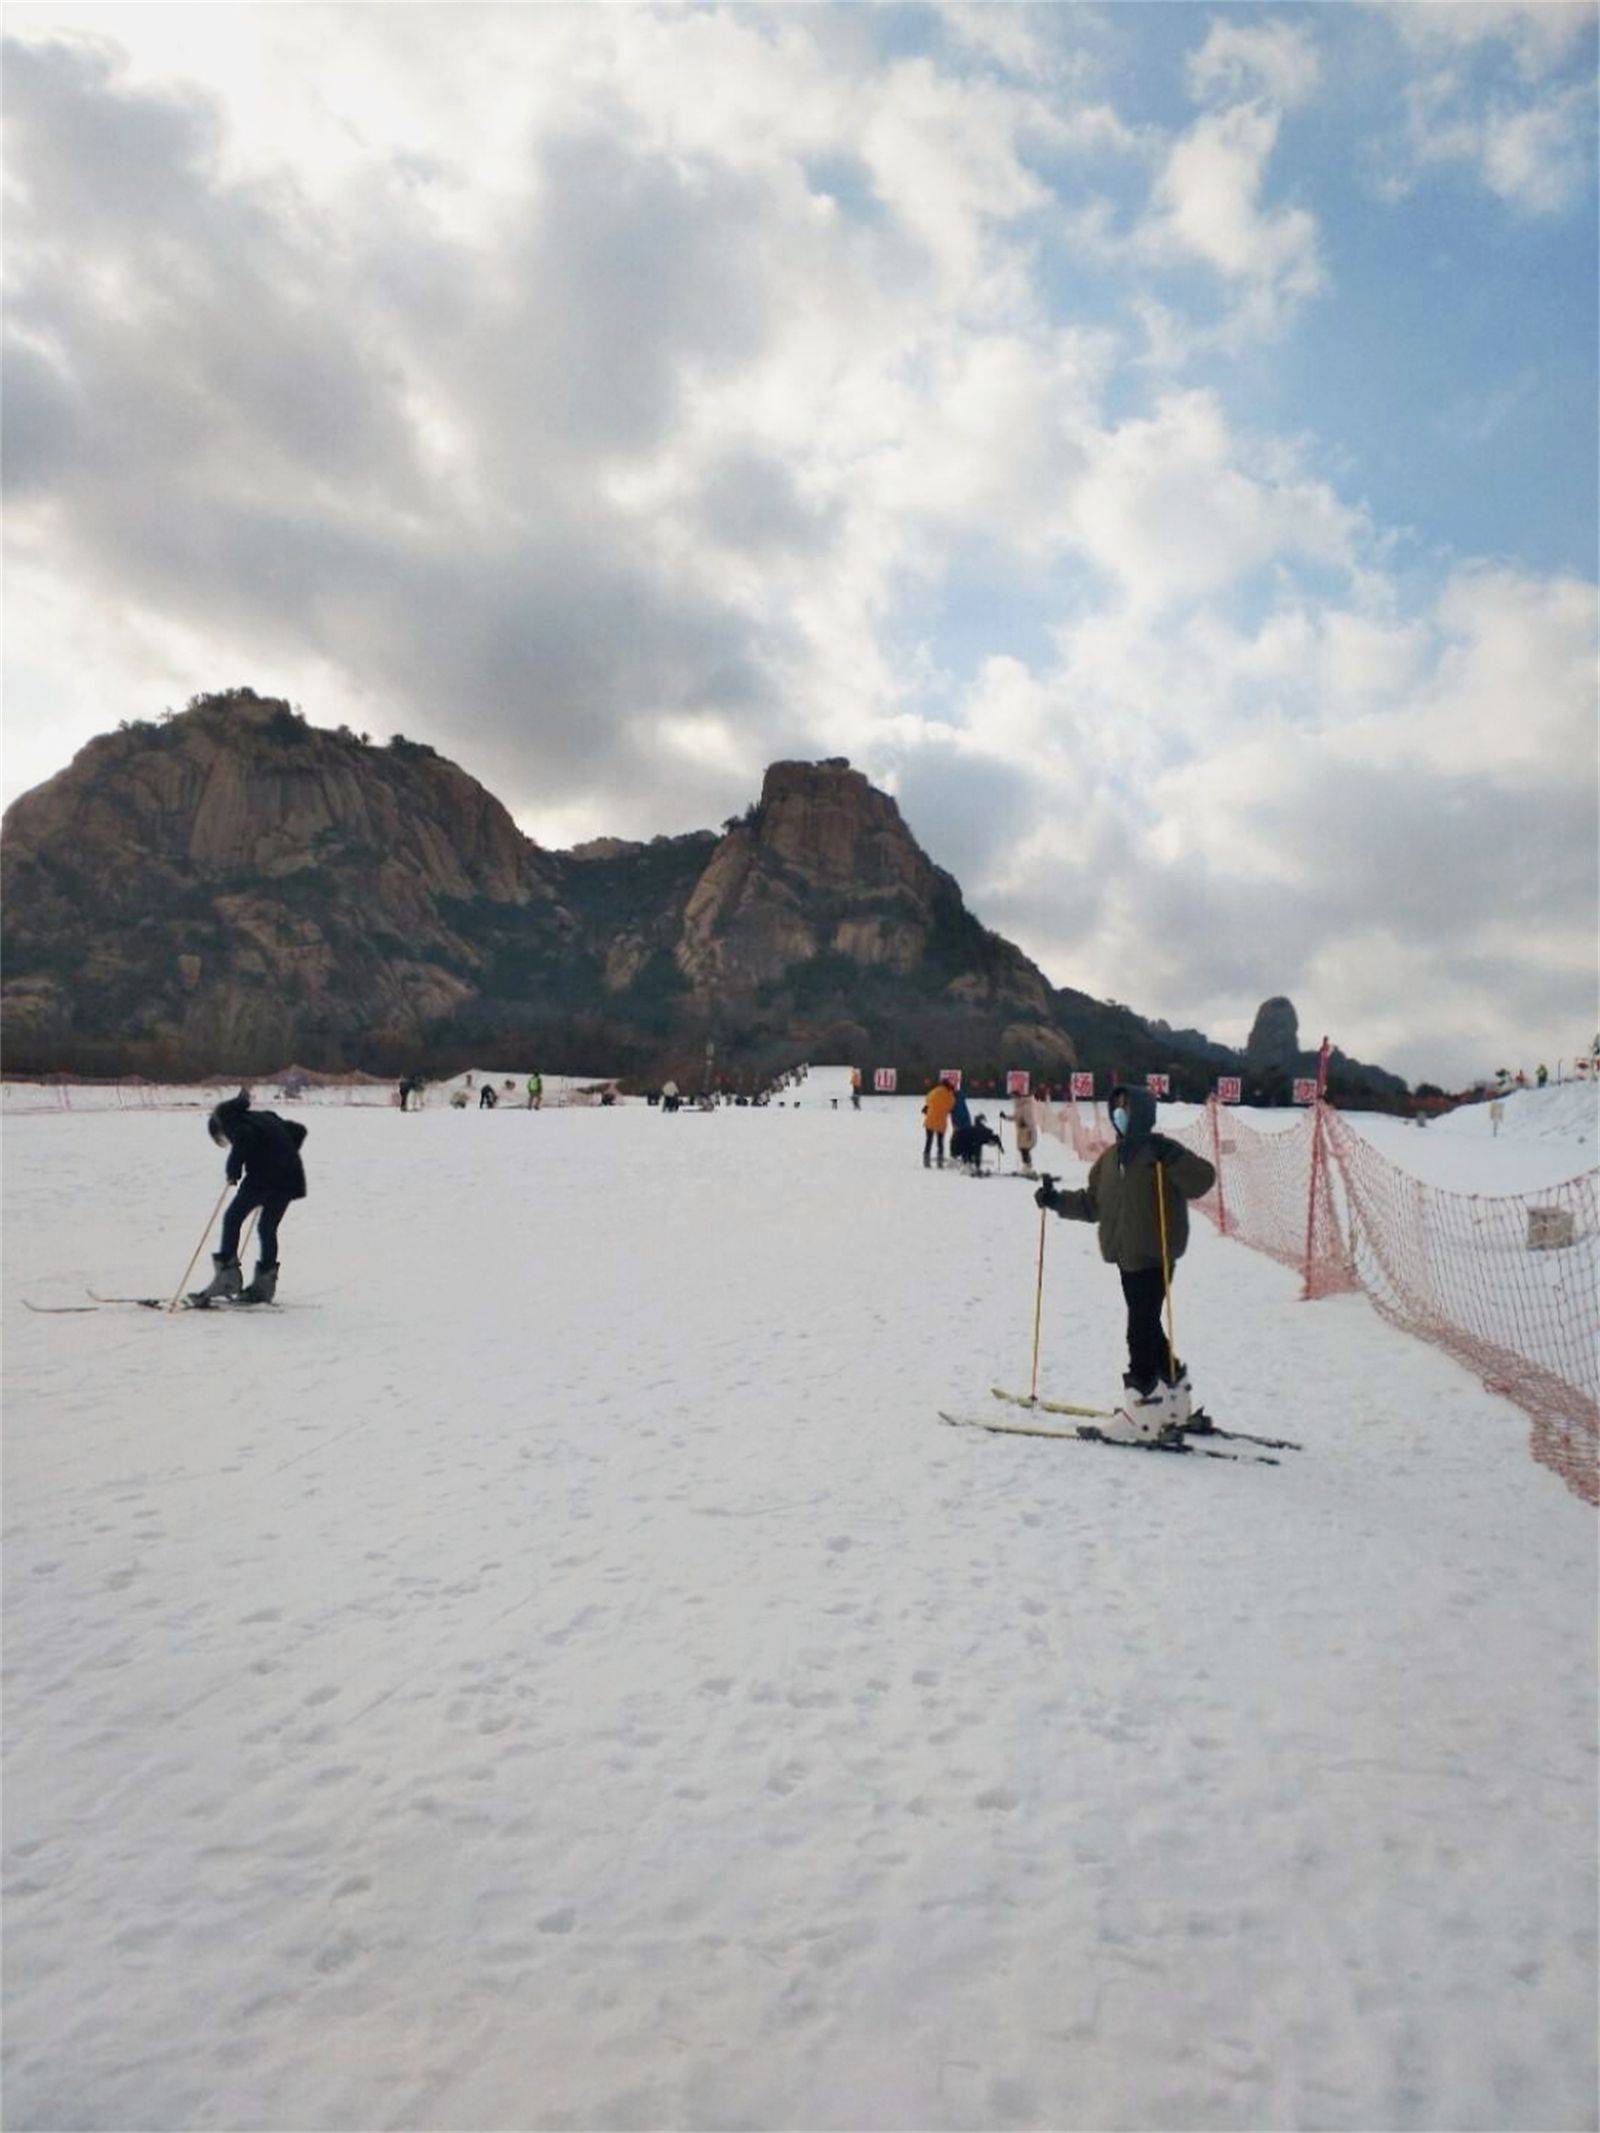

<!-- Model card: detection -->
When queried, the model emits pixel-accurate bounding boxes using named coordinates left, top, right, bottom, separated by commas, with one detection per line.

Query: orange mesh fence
left=1321, top=1110, right=1598, bottom=1506
left=1035, top=1094, right=1598, bottom=1504
left=1037, top=1097, right=1111, bottom=1165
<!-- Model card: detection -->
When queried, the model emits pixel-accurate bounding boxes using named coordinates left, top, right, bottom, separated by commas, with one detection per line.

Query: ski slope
left=4, top=1076, right=1595, bottom=2131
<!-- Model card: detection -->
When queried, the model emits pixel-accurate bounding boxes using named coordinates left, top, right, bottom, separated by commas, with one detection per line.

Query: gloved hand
left=1034, top=1178, right=1062, bottom=1212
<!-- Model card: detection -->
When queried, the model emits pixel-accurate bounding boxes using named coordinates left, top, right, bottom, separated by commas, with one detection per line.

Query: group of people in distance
left=921, top=1072, right=1216, bottom=1445
left=917, top=1076, right=1011, bottom=1175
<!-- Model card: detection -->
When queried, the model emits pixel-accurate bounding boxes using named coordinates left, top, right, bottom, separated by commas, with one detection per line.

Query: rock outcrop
left=1245, top=995, right=1302, bottom=1075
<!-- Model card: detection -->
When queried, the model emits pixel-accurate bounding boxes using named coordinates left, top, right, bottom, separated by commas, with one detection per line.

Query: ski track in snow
left=3, top=1080, right=1595, bottom=2132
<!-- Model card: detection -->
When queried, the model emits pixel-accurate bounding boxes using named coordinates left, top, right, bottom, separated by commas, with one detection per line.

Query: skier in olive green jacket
left=1035, top=1083, right=1215, bottom=1440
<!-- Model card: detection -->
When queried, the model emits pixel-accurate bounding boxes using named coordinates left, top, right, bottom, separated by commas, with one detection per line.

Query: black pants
left=923, top=1129, right=945, bottom=1165
left=1120, top=1265, right=1172, bottom=1390
left=221, top=1183, right=291, bottom=1267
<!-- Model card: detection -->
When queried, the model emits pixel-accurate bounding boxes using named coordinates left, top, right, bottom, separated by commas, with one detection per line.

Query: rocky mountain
left=0, top=691, right=1406, bottom=1097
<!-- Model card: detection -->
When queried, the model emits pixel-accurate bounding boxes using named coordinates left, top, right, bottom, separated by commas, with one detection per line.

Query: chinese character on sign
left=873, top=1067, right=897, bottom=1094
left=941, top=1069, right=962, bottom=1089
left=1293, top=1078, right=1318, bottom=1105
left=1005, top=1070, right=1030, bottom=1096
left=1070, top=1072, right=1095, bottom=1100
left=1146, top=1074, right=1170, bottom=1098
left=1216, top=1077, right=1242, bottom=1104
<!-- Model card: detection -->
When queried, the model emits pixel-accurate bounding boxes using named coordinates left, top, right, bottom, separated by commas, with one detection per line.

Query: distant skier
left=479, top=1083, right=498, bottom=1109
left=1033, top=1084, right=1215, bottom=1440
left=950, top=1113, right=1003, bottom=1174
left=921, top=1079, right=955, bottom=1166
left=191, top=1090, right=308, bottom=1306
left=1001, top=1092, right=1039, bottom=1173
left=849, top=1067, right=862, bottom=1111
left=527, top=1071, right=543, bottom=1111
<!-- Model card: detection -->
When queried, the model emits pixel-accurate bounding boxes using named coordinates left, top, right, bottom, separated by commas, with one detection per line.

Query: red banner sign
left=1146, top=1074, right=1170, bottom=1098
left=1070, top=1072, right=1095, bottom=1099
left=941, top=1069, right=962, bottom=1089
left=873, top=1067, right=897, bottom=1094
left=1216, top=1077, right=1242, bottom=1104
left=1293, top=1078, right=1319, bottom=1105
left=1005, top=1070, right=1030, bottom=1096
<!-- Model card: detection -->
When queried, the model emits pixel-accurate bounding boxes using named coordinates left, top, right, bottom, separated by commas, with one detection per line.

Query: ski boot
left=1103, top=1376, right=1180, bottom=1444
left=189, top=1254, right=242, bottom=1308
left=236, top=1260, right=279, bottom=1306
left=1160, top=1359, right=1195, bottom=1431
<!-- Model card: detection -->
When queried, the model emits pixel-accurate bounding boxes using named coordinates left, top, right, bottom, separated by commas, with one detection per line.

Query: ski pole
left=167, top=1180, right=233, bottom=1315
left=1029, top=1174, right=1053, bottom=1402
left=1156, top=1159, right=1176, bottom=1378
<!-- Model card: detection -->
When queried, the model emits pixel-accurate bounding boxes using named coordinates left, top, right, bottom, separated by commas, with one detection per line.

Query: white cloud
left=1380, top=4, right=1596, bottom=214
left=1187, top=17, right=1321, bottom=110
left=1061, top=390, right=1359, bottom=615
left=1387, top=1, right=1594, bottom=80
left=1479, top=81, right=1594, bottom=212
left=1141, top=100, right=1324, bottom=329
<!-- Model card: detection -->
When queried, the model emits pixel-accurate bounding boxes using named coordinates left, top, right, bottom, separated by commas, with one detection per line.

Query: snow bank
left=1441, top=1082, right=1600, bottom=1146
left=1341, top=1085, right=1598, bottom=1195
left=4, top=1090, right=1594, bottom=2130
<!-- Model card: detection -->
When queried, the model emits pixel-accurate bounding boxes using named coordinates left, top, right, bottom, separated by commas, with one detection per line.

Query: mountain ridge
left=1, top=690, right=1406, bottom=1099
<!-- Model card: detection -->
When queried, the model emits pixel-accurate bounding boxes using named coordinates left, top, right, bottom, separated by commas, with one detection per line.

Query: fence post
left=1301, top=1101, right=1325, bottom=1301
left=1300, top=1036, right=1334, bottom=1299
left=1209, top=1094, right=1228, bottom=1236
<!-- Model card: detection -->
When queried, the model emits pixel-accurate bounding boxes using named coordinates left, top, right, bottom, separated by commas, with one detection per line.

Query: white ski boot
left=1103, top=1377, right=1180, bottom=1443
left=1160, top=1361, right=1193, bottom=1431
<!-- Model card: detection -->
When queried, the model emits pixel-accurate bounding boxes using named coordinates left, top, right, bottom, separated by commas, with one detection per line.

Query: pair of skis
left=936, top=1387, right=1301, bottom=1466
left=24, top=1290, right=293, bottom=1315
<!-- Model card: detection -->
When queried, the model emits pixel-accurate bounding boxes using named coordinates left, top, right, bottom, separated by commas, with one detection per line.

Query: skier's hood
left=1110, top=1083, right=1157, bottom=1163
left=209, top=1090, right=251, bottom=1145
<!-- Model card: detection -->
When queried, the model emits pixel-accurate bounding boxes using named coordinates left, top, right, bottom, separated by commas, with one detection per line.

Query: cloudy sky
left=4, top=2, right=1596, bottom=1085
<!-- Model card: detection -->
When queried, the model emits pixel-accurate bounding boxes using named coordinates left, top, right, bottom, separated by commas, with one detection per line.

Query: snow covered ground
left=4, top=1073, right=1595, bottom=2132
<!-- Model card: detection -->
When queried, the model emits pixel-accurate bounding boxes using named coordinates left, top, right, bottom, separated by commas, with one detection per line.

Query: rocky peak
left=3, top=689, right=558, bottom=910
left=0, top=690, right=578, bottom=1070
left=675, top=758, right=952, bottom=993
left=749, top=759, right=939, bottom=897
left=1245, top=995, right=1301, bottom=1071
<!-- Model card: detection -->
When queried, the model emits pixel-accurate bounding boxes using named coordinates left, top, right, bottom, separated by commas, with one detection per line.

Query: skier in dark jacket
left=1034, top=1084, right=1214, bottom=1439
left=191, top=1090, right=309, bottom=1306
left=950, top=1114, right=1003, bottom=1173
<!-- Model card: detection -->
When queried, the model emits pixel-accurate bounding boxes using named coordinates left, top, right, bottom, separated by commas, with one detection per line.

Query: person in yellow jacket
left=921, top=1078, right=956, bottom=1167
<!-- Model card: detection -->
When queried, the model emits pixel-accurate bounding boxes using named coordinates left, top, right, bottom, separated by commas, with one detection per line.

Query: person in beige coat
left=1001, top=1093, right=1039, bottom=1173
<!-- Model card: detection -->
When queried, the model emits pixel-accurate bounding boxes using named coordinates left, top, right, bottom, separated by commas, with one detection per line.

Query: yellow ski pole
left=1041, top=1211, right=1053, bottom=1407
left=1156, top=1160, right=1176, bottom=1379
left=167, top=1180, right=232, bottom=1314
left=1029, top=1188, right=1050, bottom=1403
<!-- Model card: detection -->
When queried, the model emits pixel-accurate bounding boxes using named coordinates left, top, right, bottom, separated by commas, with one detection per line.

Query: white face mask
left=1112, top=1105, right=1130, bottom=1135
